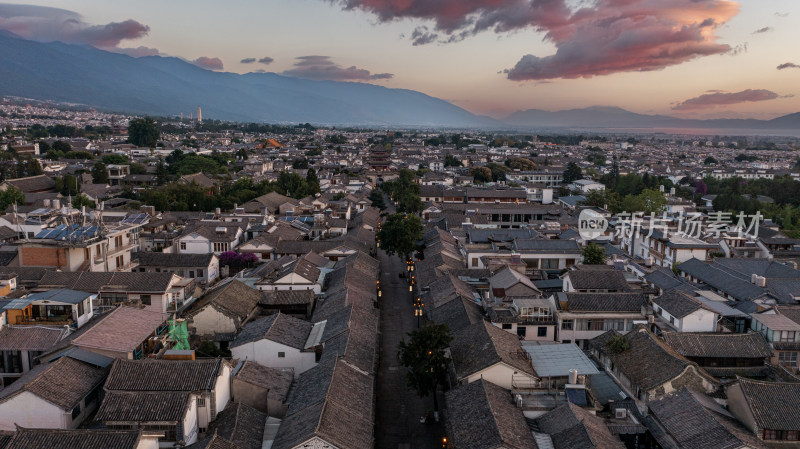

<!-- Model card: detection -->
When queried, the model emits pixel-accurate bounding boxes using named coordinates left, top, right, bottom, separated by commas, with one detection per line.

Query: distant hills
left=504, top=106, right=800, bottom=131
left=0, top=31, right=798, bottom=131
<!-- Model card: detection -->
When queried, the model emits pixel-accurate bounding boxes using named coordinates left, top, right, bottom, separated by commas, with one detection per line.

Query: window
left=71, top=404, right=81, bottom=420
left=502, top=323, right=513, bottom=330
left=669, top=316, right=675, bottom=325
left=214, top=242, right=228, bottom=252
left=517, top=326, right=527, bottom=337
left=180, top=241, right=187, bottom=250
left=763, top=430, right=778, bottom=440
left=96, top=245, right=102, bottom=257
left=140, top=295, right=151, bottom=306
left=561, top=320, right=574, bottom=330
left=197, top=269, right=203, bottom=278
left=189, top=270, right=195, bottom=278
left=114, top=235, right=123, bottom=248
left=778, top=351, right=798, bottom=366
left=1, top=350, right=23, bottom=373
left=78, top=300, right=84, bottom=317
left=541, top=258, right=559, bottom=270
left=278, top=352, right=286, bottom=358
left=197, top=397, right=206, bottom=407
left=538, top=327, right=547, bottom=337
left=471, top=258, right=478, bottom=267
left=116, top=255, right=124, bottom=269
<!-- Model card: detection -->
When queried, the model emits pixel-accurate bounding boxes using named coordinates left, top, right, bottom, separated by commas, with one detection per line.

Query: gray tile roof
left=37, top=271, right=177, bottom=293
left=0, top=356, right=107, bottom=410
left=535, top=402, right=625, bottom=449
left=445, top=379, right=538, bottom=449
left=647, top=389, right=747, bottom=449
left=231, top=313, right=313, bottom=350
left=273, top=358, right=373, bottom=449
left=564, top=292, right=647, bottom=312
left=450, top=321, right=537, bottom=380
left=736, top=377, right=800, bottom=431
left=96, top=391, right=191, bottom=422
left=430, top=296, right=485, bottom=333
left=105, top=358, right=223, bottom=392
left=187, top=279, right=261, bottom=321
left=0, top=325, right=69, bottom=351
left=4, top=429, right=142, bottom=449
left=133, top=251, right=215, bottom=268
left=208, top=401, right=267, bottom=449
left=662, top=332, right=772, bottom=359
left=567, top=268, right=631, bottom=291
left=235, top=361, right=293, bottom=402
left=653, top=290, right=704, bottom=318
left=677, top=258, right=766, bottom=301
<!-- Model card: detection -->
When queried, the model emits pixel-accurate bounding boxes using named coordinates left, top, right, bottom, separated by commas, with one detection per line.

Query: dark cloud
left=0, top=3, right=149, bottom=49
left=752, top=26, right=772, bottom=34
left=240, top=58, right=256, bottom=64
left=282, top=56, right=393, bottom=81
left=193, top=57, right=224, bottom=71
left=411, top=26, right=438, bottom=46
left=673, top=89, right=781, bottom=110
left=728, top=42, right=748, bottom=56
left=777, top=62, right=800, bottom=70
left=258, top=57, right=274, bottom=65
left=325, top=0, right=739, bottom=81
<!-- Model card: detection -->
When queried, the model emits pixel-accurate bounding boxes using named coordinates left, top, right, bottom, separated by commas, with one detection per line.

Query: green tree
left=505, top=157, right=536, bottom=171
left=102, top=154, right=129, bottom=164
left=72, top=194, right=95, bottom=209
left=582, top=242, right=607, bottom=265
left=378, top=213, right=423, bottom=261
left=52, top=140, right=72, bottom=153
left=605, top=334, right=630, bottom=354
left=129, top=163, right=147, bottom=175
left=397, top=323, right=453, bottom=419
left=306, top=168, right=320, bottom=194
left=703, top=156, right=718, bottom=165
left=563, top=162, right=583, bottom=183
left=155, top=157, right=168, bottom=185
left=470, top=166, right=492, bottom=183
left=444, top=154, right=462, bottom=167
left=128, top=117, right=160, bottom=148
left=0, top=186, right=25, bottom=211
left=92, top=162, right=109, bottom=184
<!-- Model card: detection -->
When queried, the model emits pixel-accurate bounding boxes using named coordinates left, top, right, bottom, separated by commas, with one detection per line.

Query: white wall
left=178, top=235, right=212, bottom=254
left=190, top=306, right=237, bottom=338
left=464, top=363, right=535, bottom=390
left=231, top=340, right=316, bottom=377
left=214, top=364, right=232, bottom=418
left=182, top=397, right=199, bottom=446
left=0, top=391, right=65, bottom=430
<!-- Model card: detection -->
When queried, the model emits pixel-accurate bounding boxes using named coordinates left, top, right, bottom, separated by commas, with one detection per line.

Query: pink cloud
left=673, top=89, right=781, bottom=110
left=326, top=0, right=739, bottom=80
left=0, top=3, right=149, bottom=49
left=193, top=56, right=224, bottom=71
left=283, top=56, right=393, bottom=81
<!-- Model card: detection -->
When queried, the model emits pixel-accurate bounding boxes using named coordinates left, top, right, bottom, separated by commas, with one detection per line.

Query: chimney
left=52, top=199, right=61, bottom=209
left=43, top=199, right=51, bottom=208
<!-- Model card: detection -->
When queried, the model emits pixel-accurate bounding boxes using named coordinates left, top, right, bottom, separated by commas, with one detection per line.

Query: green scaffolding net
left=169, top=318, right=190, bottom=350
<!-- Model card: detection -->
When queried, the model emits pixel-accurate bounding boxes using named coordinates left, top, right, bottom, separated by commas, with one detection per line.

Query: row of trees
left=382, top=169, right=423, bottom=213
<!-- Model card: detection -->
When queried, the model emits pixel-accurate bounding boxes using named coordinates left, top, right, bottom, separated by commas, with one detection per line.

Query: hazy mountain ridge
left=0, top=32, right=797, bottom=130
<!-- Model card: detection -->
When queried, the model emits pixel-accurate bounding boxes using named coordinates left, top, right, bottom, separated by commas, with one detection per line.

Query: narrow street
left=375, top=201, right=444, bottom=449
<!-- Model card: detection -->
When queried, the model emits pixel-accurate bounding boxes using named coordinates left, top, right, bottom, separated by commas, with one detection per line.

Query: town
left=0, top=98, right=799, bottom=449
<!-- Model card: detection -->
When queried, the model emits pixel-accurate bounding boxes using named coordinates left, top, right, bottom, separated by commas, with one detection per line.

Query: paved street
left=375, top=206, right=444, bottom=448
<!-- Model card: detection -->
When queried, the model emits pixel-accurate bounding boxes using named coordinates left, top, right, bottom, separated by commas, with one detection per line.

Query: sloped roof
left=430, top=296, right=485, bottom=333
left=234, top=361, right=293, bottom=402
left=72, top=306, right=166, bottom=354
left=105, top=358, right=223, bottom=391
left=3, top=174, right=55, bottom=193
left=187, top=279, right=261, bottom=320
left=37, top=271, right=177, bottom=293
left=564, top=293, right=647, bottom=313
left=736, top=377, right=800, bottom=432
left=445, top=379, right=538, bottom=449
left=535, top=402, right=625, bottom=449
left=567, top=268, right=631, bottom=291
left=647, top=389, right=747, bottom=449
left=231, top=313, right=313, bottom=350
left=490, top=267, right=540, bottom=292
left=663, top=332, right=772, bottom=359
left=0, top=325, right=69, bottom=351
left=133, top=251, right=215, bottom=268
left=208, top=401, right=267, bottom=449
left=450, top=321, right=537, bottom=380
left=5, top=429, right=142, bottom=449
left=96, top=391, right=191, bottom=422
left=272, top=359, right=373, bottom=449
left=653, top=290, right=705, bottom=318
left=0, top=356, right=107, bottom=410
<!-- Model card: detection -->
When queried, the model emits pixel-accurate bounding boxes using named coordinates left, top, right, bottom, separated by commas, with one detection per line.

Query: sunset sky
left=1, top=0, right=799, bottom=119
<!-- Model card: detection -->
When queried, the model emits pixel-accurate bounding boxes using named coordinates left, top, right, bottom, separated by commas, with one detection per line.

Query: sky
left=1, top=0, right=799, bottom=119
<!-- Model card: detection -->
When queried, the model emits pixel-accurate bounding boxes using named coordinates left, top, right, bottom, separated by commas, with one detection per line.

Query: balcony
left=16, top=316, right=74, bottom=326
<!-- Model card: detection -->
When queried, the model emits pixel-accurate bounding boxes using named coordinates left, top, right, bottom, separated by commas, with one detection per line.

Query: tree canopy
left=128, top=117, right=160, bottom=148
left=582, top=242, right=607, bottom=265
left=563, top=162, right=583, bottom=183
left=377, top=213, right=423, bottom=260
left=397, top=323, right=453, bottom=414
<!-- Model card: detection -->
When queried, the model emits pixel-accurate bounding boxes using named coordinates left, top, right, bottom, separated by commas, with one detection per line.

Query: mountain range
left=0, top=31, right=798, bottom=131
